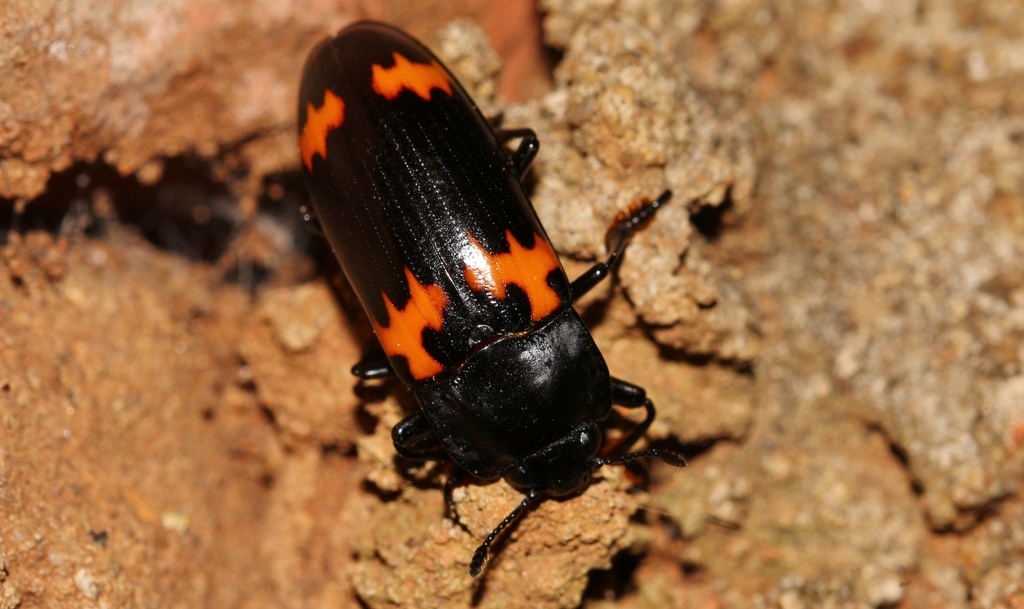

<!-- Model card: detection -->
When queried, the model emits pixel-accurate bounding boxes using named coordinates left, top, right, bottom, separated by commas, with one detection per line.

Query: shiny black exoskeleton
left=297, top=20, right=685, bottom=576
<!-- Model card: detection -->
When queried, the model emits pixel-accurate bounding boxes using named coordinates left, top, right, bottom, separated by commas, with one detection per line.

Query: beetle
left=297, top=20, right=685, bottom=577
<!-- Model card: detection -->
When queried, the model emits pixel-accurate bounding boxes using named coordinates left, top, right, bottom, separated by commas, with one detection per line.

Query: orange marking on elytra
left=373, top=267, right=448, bottom=380
left=372, top=52, right=452, bottom=101
left=299, top=89, right=345, bottom=171
left=463, top=230, right=562, bottom=322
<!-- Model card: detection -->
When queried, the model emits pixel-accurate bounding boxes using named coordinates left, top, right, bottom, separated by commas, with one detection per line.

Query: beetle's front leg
left=608, top=377, right=657, bottom=453
left=392, top=410, right=450, bottom=461
left=393, top=412, right=467, bottom=524
left=394, top=412, right=467, bottom=526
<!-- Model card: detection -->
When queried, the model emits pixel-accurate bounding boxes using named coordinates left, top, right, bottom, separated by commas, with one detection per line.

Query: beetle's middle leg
left=569, top=189, right=673, bottom=302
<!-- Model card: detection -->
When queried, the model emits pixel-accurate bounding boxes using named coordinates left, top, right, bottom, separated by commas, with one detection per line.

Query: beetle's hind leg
left=569, top=190, right=673, bottom=301
left=494, top=128, right=539, bottom=179
left=351, top=351, right=395, bottom=379
left=392, top=410, right=449, bottom=461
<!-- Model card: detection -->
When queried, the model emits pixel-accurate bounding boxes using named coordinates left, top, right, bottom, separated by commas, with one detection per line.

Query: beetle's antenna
left=594, top=448, right=687, bottom=469
left=470, top=491, right=541, bottom=577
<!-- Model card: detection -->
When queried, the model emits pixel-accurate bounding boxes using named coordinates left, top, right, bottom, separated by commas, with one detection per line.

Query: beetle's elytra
left=297, top=20, right=685, bottom=577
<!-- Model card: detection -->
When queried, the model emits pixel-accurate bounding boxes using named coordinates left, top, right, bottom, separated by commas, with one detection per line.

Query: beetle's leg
left=609, top=377, right=656, bottom=452
left=395, top=416, right=466, bottom=523
left=351, top=352, right=395, bottom=379
left=570, top=189, right=673, bottom=302
left=494, top=128, right=539, bottom=179
left=392, top=410, right=450, bottom=461
left=595, top=377, right=687, bottom=469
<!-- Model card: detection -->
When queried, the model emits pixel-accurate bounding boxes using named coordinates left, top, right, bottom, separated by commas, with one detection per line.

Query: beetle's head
left=503, top=421, right=601, bottom=496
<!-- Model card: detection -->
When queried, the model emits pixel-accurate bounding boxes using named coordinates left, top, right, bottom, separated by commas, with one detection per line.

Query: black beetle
left=297, top=20, right=685, bottom=576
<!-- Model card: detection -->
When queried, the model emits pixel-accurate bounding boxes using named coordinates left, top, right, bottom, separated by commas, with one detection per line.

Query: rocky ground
left=2, top=0, right=1023, bottom=607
